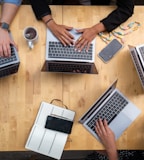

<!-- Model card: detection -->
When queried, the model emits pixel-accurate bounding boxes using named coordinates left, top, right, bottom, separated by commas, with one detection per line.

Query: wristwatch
left=0, top=22, right=9, bottom=31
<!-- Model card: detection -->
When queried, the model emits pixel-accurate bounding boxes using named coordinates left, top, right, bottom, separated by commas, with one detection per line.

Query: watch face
left=0, top=22, right=9, bottom=30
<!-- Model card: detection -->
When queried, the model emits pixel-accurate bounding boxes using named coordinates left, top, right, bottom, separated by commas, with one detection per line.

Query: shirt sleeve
left=29, top=0, right=51, bottom=20
left=100, top=0, right=134, bottom=32
left=3, top=0, right=22, bottom=6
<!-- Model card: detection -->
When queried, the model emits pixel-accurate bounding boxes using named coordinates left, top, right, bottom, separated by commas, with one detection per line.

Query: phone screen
left=45, top=115, right=73, bottom=134
left=98, top=39, right=123, bottom=63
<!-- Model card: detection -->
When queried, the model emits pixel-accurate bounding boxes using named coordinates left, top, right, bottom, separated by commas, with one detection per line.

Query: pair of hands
left=0, top=28, right=17, bottom=57
left=47, top=20, right=97, bottom=52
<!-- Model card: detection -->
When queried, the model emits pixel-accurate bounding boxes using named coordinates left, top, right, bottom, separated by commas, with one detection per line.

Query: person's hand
left=95, top=119, right=116, bottom=150
left=95, top=119, right=118, bottom=160
left=0, top=28, right=17, bottom=57
left=75, top=26, right=97, bottom=52
left=75, top=22, right=106, bottom=52
left=47, top=20, right=74, bottom=46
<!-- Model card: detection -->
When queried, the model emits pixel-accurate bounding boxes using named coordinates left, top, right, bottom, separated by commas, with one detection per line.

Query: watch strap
left=0, top=22, right=9, bottom=30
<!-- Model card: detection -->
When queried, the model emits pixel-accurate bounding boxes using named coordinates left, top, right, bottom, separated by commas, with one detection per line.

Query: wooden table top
left=0, top=5, right=144, bottom=151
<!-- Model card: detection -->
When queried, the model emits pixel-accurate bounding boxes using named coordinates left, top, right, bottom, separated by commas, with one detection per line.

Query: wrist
left=93, top=22, right=106, bottom=34
left=42, top=15, right=53, bottom=24
left=0, top=27, right=9, bottom=33
left=108, top=153, right=119, bottom=160
left=46, top=19, right=56, bottom=29
left=45, top=18, right=53, bottom=25
left=107, top=149, right=118, bottom=160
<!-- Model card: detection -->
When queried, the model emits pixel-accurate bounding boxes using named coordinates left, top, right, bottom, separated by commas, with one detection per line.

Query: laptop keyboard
left=86, top=91, right=128, bottom=133
left=48, top=41, right=93, bottom=60
left=48, top=62, right=91, bottom=73
left=139, top=46, right=144, bottom=61
left=0, top=64, right=19, bottom=78
left=0, top=45, right=17, bottom=65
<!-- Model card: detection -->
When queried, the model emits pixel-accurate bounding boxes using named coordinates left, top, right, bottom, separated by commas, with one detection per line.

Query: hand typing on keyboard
left=95, top=119, right=118, bottom=160
left=75, top=23, right=105, bottom=52
left=0, top=29, right=17, bottom=57
left=47, top=20, right=74, bottom=46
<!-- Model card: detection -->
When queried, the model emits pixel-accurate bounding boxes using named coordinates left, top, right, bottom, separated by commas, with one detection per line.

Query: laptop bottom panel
left=43, top=61, right=98, bottom=74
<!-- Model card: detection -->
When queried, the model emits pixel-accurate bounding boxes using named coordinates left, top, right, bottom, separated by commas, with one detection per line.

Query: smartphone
left=45, top=115, right=73, bottom=134
left=98, top=39, right=123, bottom=63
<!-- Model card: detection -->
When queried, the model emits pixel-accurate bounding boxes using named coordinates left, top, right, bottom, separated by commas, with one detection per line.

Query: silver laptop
left=128, top=45, right=144, bottom=89
left=79, top=79, right=141, bottom=140
left=42, top=29, right=98, bottom=74
left=135, top=44, right=144, bottom=68
left=25, top=102, right=75, bottom=160
left=0, top=32, right=20, bottom=78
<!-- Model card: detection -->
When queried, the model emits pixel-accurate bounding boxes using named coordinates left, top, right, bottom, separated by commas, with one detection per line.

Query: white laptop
left=42, top=29, right=98, bottom=74
left=79, top=79, right=141, bottom=140
left=25, top=102, right=75, bottom=160
left=128, top=45, right=144, bottom=89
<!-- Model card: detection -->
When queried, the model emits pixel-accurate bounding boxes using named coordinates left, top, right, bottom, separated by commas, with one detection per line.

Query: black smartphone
left=98, top=39, right=123, bottom=63
left=45, top=115, right=73, bottom=134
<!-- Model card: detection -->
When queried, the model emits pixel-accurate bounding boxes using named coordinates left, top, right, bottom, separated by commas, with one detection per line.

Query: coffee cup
left=23, top=26, right=38, bottom=49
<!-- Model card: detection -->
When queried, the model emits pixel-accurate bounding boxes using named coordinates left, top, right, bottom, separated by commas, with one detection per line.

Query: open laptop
left=0, top=32, right=20, bottom=78
left=42, top=29, right=98, bottom=74
left=25, top=102, right=75, bottom=160
left=79, top=79, right=141, bottom=140
left=128, top=45, right=144, bottom=89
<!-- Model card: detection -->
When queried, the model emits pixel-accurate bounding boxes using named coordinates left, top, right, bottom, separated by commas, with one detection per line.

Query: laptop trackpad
left=109, top=112, right=132, bottom=140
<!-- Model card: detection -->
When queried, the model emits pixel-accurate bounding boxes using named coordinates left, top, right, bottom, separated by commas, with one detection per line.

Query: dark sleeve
left=29, top=0, right=51, bottom=20
left=100, top=0, right=134, bottom=32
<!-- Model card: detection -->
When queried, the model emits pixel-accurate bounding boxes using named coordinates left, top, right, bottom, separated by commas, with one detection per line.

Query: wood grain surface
left=0, top=5, right=144, bottom=151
